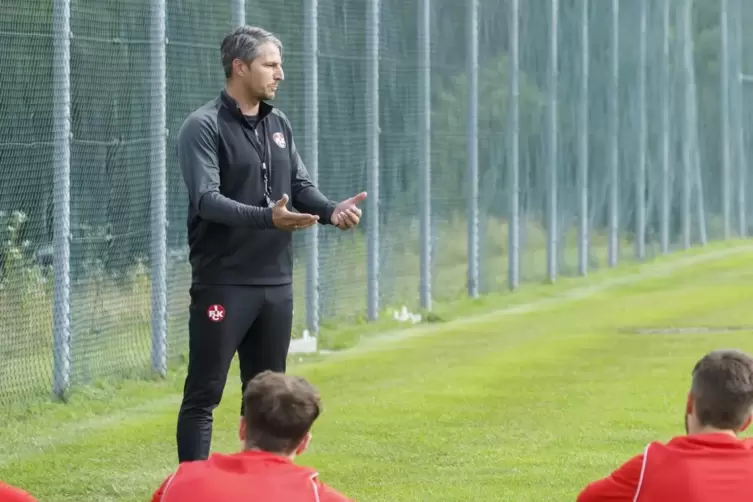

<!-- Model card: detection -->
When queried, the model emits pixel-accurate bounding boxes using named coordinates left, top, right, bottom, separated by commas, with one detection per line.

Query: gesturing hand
left=271, top=194, right=319, bottom=231
left=331, top=191, right=367, bottom=230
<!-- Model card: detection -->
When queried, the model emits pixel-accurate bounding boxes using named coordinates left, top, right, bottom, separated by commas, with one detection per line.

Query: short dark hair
left=691, top=349, right=753, bottom=430
left=243, top=371, right=321, bottom=454
left=220, top=25, right=283, bottom=78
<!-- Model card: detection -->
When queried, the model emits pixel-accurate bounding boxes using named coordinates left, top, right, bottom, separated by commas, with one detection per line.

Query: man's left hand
left=331, top=192, right=367, bottom=230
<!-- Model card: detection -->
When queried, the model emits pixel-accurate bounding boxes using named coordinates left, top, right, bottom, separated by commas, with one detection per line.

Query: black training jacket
left=176, top=90, right=336, bottom=286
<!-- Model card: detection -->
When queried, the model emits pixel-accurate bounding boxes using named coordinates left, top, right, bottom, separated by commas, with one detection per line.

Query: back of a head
left=639, top=349, right=753, bottom=501
left=691, top=348, right=753, bottom=431
left=157, top=373, right=340, bottom=502
left=243, top=370, right=321, bottom=455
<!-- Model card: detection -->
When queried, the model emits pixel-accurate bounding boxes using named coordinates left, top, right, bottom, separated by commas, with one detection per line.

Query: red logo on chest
left=207, top=304, right=225, bottom=322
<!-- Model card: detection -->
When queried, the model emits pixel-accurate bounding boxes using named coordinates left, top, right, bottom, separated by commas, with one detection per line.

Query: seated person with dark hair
left=152, top=371, right=352, bottom=501
left=578, top=348, right=753, bottom=501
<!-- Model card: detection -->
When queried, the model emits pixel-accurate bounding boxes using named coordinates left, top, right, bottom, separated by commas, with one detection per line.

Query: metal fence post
left=577, top=0, right=588, bottom=276
left=660, top=0, right=671, bottom=253
left=232, top=0, right=245, bottom=27
left=150, top=0, right=168, bottom=377
left=52, top=0, right=72, bottom=399
left=467, top=0, right=479, bottom=297
left=683, top=0, right=707, bottom=247
left=547, top=0, right=559, bottom=282
left=608, top=0, right=619, bottom=267
left=366, top=0, right=380, bottom=321
left=694, top=141, right=708, bottom=245
left=304, top=0, right=320, bottom=333
left=681, top=0, right=693, bottom=250
left=735, top=0, right=747, bottom=237
left=418, top=0, right=432, bottom=309
left=690, top=70, right=708, bottom=245
left=636, top=0, right=647, bottom=260
left=721, top=0, right=732, bottom=240
left=508, top=0, right=520, bottom=289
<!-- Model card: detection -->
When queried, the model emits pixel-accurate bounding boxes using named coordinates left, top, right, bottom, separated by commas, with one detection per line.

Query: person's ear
left=233, top=59, right=246, bottom=78
left=238, top=416, right=247, bottom=443
left=686, top=392, right=694, bottom=416
left=741, top=415, right=752, bottom=432
left=295, top=432, right=312, bottom=456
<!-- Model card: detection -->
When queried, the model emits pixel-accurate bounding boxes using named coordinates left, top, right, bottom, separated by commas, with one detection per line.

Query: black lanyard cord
left=241, top=118, right=273, bottom=207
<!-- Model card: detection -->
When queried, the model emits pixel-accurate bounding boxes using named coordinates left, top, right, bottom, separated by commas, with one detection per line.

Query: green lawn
left=1, top=242, right=752, bottom=501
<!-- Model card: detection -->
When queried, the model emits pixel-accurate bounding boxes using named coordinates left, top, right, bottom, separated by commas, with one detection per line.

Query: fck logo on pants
left=207, top=304, right=225, bottom=322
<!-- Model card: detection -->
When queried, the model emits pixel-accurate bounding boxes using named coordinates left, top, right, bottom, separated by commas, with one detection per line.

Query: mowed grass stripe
left=0, top=244, right=751, bottom=501
left=5, top=243, right=744, bottom=458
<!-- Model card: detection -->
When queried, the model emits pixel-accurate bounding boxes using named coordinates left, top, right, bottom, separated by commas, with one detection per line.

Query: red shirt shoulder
left=154, top=451, right=353, bottom=502
left=578, top=434, right=753, bottom=502
left=645, top=433, right=753, bottom=501
left=577, top=450, right=645, bottom=502
left=0, top=482, right=37, bottom=502
left=151, top=474, right=174, bottom=502
left=314, top=478, right=354, bottom=502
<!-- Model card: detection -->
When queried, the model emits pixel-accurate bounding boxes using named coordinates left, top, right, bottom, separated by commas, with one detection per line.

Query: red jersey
left=0, top=482, right=36, bottom=502
left=578, top=433, right=753, bottom=502
left=152, top=450, right=353, bottom=502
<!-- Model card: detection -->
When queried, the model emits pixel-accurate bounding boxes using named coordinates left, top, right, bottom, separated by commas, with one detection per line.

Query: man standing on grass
left=175, top=25, right=367, bottom=463
left=577, top=348, right=753, bottom=501
left=153, top=371, right=352, bottom=501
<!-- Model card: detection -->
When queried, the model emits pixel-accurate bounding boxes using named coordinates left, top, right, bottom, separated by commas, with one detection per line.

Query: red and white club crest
left=272, top=132, right=286, bottom=149
left=207, top=304, right=225, bottom=322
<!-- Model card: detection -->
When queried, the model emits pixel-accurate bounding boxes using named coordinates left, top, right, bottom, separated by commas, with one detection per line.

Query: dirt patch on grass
left=621, top=326, right=753, bottom=335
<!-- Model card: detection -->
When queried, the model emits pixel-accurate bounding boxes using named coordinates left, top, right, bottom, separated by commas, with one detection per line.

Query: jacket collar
left=220, top=88, right=274, bottom=123
left=208, top=449, right=317, bottom=473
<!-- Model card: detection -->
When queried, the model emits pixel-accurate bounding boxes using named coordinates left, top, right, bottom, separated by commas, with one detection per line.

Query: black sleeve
left=177, top=112, right=274, bottom=229
left=289, top=136, right=337, bottom=225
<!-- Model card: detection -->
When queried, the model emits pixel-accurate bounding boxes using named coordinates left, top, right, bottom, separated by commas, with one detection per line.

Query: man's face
left=237, top=42, right=284, bottom=102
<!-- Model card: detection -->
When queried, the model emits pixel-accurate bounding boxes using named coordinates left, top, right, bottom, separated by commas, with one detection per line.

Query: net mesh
left=0, top=0, right=752, bottom=404
left=0, top=3, right=56, bottom=400
left=67, top=0, right=153, bottom=386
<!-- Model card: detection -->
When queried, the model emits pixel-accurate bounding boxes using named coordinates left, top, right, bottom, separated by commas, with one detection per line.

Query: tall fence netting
left=1, top=0, right=752, bottom=405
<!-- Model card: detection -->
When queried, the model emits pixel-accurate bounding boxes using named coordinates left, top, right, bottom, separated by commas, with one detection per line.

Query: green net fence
left=1, top=0, right=752, bottom=405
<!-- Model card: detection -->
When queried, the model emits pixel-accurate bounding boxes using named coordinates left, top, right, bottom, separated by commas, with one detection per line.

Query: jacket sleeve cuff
left=263, top=208, right=275, bottom=228
left=322, top=201, right=337, bottom=225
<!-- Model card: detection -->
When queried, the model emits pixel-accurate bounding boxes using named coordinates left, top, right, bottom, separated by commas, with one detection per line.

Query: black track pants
left=176, top=283, right=293, bottom=463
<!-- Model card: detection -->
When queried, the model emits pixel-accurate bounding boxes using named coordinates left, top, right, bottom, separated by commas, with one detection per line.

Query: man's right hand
left=271, top=194, right=319, bottom=231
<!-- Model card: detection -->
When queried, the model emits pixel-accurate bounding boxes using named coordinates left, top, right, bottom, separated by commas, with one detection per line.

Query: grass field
left=1, top=241, right=752, bottom=501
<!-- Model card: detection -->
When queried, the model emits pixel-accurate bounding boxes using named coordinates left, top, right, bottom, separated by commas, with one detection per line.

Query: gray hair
left=220, top=26, right=283, bottom=78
